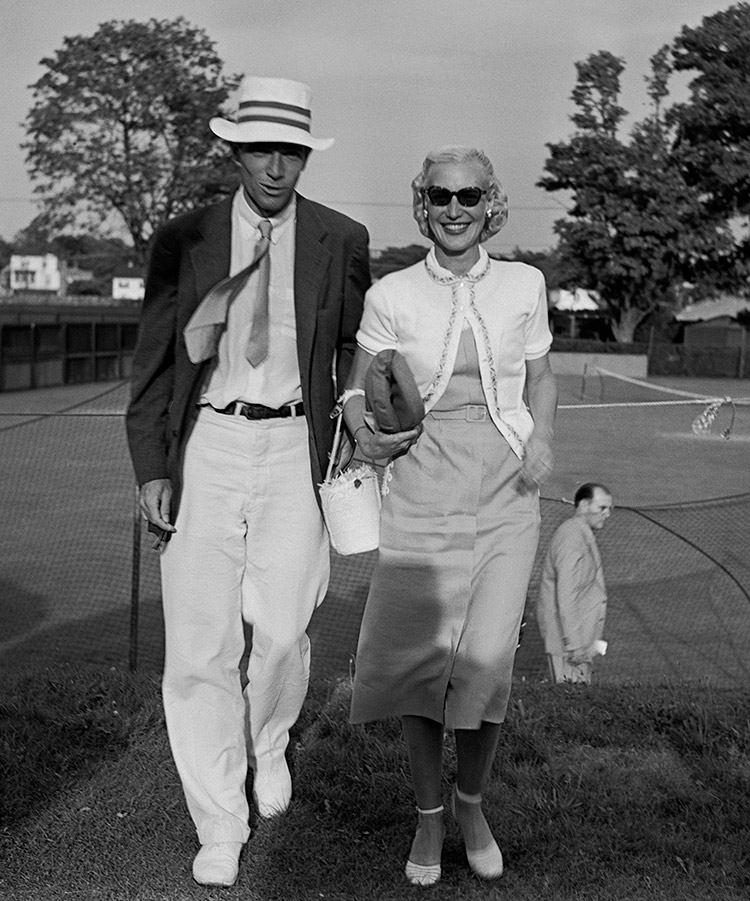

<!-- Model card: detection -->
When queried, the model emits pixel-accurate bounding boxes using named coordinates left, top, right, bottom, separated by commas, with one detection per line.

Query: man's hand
left=518, top=433, right=553, bottom=494
left=567, top=647, right=592, bottom=667
left=139, top=478, right=177, bottom=534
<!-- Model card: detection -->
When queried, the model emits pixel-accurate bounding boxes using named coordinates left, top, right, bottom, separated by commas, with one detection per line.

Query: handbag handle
left=326, top=348, right=365, bottom=483
left=325, top=410, right=345, bottom=483
left=326, top=347, right=344, bottom=483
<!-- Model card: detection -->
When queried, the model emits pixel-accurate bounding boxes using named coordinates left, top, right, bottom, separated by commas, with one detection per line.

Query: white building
left=9, top=254, right=61, bottom=293
left=549, top=287, right=600, bottom=311
left=111, top=272, right=145, bottom=301
left=675, top=294, right=750, bottom=350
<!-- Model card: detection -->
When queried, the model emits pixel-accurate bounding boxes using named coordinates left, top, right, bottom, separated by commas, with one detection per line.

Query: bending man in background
left=537, top=482, right=612, bottom=684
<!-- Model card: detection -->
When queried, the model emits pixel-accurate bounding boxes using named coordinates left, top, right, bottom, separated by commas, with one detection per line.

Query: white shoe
left=192, top=841, right=243, bottom=886
left=452, top=787, right=504, bottom=880
left=253, top=756, right=292, bottom=818
left=405, top=805, right=444, bottom=887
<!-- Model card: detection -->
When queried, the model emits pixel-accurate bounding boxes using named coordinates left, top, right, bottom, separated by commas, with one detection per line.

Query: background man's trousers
left=160, top=407, right=329, bottom=844
left=547, top=654, right=593, bottom=684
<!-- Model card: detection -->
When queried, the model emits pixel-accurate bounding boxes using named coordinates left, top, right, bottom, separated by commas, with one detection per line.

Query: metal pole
left=739, top=328, right=747, bottom=380
left=647, top=325, right=655, bottom=376
left=129, top=484, right=141, bottom=672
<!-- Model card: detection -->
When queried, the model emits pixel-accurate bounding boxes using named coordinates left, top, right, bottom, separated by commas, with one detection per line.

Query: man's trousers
left=547, top=654, right=593, bottom=684
left=160, top=407, right=329, bottom=844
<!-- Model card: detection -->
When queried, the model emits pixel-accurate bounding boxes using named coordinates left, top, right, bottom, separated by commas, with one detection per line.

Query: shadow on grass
left=0, top=576, right=48, bottom=642
left=0, top=588, right=165, bottom=673
left=0, top=666, right=162, bottom=830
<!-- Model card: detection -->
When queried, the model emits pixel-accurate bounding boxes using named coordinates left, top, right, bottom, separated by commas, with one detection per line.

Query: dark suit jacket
left=125, top=192, right=370, bottom=526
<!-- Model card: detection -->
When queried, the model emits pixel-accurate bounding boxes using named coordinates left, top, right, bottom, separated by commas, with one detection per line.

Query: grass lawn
left=1, top=665, right=749, bottom=901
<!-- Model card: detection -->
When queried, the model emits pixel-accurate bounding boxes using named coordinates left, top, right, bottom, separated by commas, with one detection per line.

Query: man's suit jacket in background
left=537, top=515, right=607, bottom=657
left=126, top=192, right=370, bottom=525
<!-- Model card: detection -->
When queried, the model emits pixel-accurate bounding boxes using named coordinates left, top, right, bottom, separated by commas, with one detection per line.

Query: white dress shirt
left=201, top=188, right=302, bottom=410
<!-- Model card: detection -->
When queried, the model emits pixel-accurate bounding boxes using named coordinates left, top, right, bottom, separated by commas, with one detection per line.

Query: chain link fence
left=1, top=382, right=749, bottom=686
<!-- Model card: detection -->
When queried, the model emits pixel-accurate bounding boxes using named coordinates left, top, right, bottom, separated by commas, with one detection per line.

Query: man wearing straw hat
left=126, top=76, right=370, bottom=886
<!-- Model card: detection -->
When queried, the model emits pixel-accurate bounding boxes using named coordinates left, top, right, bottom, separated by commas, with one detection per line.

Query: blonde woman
left=343, top=146, right=557, bottom=885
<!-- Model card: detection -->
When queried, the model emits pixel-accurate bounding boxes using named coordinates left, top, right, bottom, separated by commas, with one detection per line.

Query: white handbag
left=319, top=410, right=381, bottom=555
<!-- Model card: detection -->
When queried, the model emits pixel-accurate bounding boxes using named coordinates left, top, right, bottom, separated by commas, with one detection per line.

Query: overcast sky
left=0, top=0, right=733, bottom=252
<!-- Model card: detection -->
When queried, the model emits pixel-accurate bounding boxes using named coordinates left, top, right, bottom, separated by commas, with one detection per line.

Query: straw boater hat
left=209, top=76, right=334, bottom=151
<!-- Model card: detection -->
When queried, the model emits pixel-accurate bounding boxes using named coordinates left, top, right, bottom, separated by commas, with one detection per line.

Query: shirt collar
left=234, top=188, right=296, bottom=244
left=425, top=245, right=490, bottom=284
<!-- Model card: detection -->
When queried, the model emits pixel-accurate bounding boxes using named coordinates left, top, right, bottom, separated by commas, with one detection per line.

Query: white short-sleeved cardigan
left=357, top=246, right=553, bottom=458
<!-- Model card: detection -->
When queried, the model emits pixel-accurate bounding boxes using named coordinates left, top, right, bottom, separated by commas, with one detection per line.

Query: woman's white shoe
left=405, top=804, right=444, bottom=887
left=452, top=787, right=504, bottom=880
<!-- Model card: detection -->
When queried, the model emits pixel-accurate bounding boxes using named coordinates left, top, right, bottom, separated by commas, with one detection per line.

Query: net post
left=647, top=326, right=655, bottom=375
left=739, top=329, right=747, bottom=379
left=129, top=483, right=141, bottom=672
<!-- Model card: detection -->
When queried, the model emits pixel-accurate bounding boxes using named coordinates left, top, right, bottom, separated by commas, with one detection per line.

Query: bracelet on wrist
left=340, top=388, right=365, bottom=406
left=332, top=387, right=366, bottom=418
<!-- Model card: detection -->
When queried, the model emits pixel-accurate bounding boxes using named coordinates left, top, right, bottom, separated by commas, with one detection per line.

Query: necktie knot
left=258, top=219, right=272, bottom=241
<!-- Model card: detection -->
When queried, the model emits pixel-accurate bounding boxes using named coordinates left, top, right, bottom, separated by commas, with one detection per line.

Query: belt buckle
left=466, top=405, right=487, bottom=421
left=238, top=403, right=265, bottom=419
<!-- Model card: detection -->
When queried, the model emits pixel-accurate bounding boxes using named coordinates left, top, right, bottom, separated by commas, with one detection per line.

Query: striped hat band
left=238, top=101, right=312, bottom=133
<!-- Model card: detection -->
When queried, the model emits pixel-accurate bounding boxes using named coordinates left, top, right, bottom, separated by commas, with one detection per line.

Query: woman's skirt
left=350, top=412, right=540, bottom=729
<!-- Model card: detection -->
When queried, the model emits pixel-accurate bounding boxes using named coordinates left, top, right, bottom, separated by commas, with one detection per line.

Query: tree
left=670, top=2, right=750, bottom=286
left=499, top=247, right=564, bottom=290
left=0, top=236, right=11, bottom=275
left=11, top=215, right=53, bottom=255
left=538, top=50, right=733, bottom=342
left=23, top=17, right=240, bottom=263
left=371, top=244, right=429, bottom=279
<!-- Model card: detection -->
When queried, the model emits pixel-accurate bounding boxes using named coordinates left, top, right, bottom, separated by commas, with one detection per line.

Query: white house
left=549, top=287, right=600, bottom=311
left=548, top=287, right=610, bottom=341
left=111, top=269, right=145, bottom=301
left=9, top=254, right=62, bottom=293
left=676, top=294, right=750, bottom=349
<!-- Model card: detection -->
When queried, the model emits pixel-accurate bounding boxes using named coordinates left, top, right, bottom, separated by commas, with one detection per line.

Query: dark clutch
left=364, top=349, right=425, bottom=433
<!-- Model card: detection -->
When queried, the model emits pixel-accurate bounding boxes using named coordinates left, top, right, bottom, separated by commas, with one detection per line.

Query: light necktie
left=183, top=219, right=272, bottom=365
left=246, top=218, right=272, bottom=366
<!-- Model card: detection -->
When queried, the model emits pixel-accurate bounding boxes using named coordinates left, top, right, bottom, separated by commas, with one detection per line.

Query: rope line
left=560, top=399, right=728, bottom=410
left=0, top=381, right=129, bottom=431
left=579, top=368, right=750, bottom=437
left=595, top=367, right=725, bottom=400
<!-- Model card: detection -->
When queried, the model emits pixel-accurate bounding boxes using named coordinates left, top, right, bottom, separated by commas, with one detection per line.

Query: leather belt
left=427, top=405, right=489, bottom=422
left=211, top=401, right=305, bottom=420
